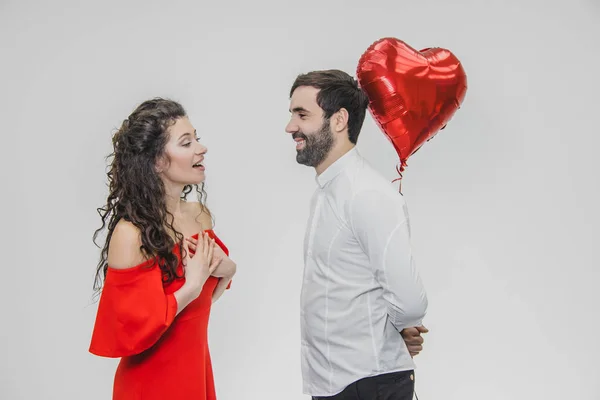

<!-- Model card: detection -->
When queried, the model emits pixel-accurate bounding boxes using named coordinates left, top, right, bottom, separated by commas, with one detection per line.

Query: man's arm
left=349, top=189, right=428, bottom=332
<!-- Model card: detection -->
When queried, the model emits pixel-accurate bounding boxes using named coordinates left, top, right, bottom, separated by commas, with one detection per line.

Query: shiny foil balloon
left=357, top=37, right=467, bottom=174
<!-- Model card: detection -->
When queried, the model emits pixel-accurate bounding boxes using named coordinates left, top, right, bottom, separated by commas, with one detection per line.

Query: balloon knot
left=391, top=161, right=406, bottom=192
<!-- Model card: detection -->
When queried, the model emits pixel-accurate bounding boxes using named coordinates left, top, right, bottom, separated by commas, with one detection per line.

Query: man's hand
left=401, top=325, right=429, bottom=357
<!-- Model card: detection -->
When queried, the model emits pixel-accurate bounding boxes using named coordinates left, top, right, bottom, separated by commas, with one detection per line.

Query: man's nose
left=285, top=120, right=298, bottom=134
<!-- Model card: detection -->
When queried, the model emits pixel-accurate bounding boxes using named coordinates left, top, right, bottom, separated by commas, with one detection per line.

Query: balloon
left=357, top=37, right=467, bottom=177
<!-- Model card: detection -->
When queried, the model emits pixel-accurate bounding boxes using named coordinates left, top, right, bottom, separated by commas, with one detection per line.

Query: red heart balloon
left=357, top=37, right=467, bottom=174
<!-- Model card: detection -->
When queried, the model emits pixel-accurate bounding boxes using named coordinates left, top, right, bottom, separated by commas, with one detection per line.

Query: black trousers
left=312, top=370, right=414, bottom=400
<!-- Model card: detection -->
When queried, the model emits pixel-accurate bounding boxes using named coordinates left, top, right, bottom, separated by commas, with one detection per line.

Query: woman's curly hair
left=92, top=98, right=210, bottom=292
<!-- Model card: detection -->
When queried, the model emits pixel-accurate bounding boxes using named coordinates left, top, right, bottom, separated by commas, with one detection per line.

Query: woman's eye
left=183, top=142, right=191, bottom=147
left=195, top=137, right=201, bottom=142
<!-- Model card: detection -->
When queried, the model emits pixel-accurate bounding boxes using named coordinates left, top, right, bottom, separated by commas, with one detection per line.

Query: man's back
left=301, top=148, right=428, bottom=397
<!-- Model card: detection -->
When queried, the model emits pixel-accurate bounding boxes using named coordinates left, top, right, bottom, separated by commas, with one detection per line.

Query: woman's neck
left=164, top=182, right=186, bottom=219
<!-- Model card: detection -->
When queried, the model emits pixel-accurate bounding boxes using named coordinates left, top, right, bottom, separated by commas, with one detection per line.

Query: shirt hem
left=303, top=367, right=416, bottom=397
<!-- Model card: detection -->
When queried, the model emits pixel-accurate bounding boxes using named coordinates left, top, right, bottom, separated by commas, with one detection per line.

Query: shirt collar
left=316, top=147, right=360, bottom=188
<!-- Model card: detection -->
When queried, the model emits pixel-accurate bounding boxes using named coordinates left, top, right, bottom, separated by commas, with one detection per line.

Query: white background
left=1, top=0, right=599, bottom=399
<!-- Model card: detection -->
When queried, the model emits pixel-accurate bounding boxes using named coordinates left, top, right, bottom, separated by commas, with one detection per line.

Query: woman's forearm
left=212, top=277, right=232, bottom=303
left=212, top=257, right=237, bottom=278
left=174, top=282, right=202, bottom=314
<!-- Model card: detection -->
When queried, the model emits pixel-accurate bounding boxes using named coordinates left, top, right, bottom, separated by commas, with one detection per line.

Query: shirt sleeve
left=349, top=189, right=428, bottom=331
left=88, top=259, right=178, bottom=358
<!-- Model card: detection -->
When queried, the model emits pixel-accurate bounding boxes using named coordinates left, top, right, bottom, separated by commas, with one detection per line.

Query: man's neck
left=315, top=143, right=355, bottom=176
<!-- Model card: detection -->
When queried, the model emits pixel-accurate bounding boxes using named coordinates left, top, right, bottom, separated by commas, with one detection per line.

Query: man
left=286, top=69, right=429, bottom=400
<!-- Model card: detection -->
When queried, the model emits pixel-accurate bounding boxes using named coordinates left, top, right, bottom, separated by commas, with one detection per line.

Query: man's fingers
left=405, top=336, right=424, bottom=345
left=408, top=345, right=423, bottom=353
left=402, top=326, right=428, bottom=338
left=401, top=327, right=419, bottom=337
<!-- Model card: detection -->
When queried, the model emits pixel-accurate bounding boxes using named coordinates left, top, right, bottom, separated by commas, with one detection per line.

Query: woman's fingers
left=184, top=234, right=218, bottom=261
left=203, top=233, right=211, bottom=258
left=209, top=255, right=222, bottom=274
left=182, top=241, right=191, bottom=267
left=207, top=239, right=215, bottom=265
left=185, top=238, right=197, bottom=252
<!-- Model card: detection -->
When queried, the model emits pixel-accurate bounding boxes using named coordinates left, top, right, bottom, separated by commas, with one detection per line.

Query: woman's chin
left=188, top=175, right=206, bottom=185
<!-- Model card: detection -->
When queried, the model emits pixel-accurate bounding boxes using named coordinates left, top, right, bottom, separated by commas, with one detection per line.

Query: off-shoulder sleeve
left=88, top=259, right=178, bottom=358
left=204, top=230, right=232, bottom=290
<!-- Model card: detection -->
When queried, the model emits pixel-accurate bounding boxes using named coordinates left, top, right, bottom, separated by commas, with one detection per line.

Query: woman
left=89, top=98, right=236, bottom=399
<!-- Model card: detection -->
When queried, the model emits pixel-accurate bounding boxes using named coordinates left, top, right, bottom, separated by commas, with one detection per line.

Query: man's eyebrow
left=290, top=106, right=310, bottom=114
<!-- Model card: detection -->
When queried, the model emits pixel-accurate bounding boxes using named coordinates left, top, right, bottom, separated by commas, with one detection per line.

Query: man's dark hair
left=290, top=69, right=369, bottom=144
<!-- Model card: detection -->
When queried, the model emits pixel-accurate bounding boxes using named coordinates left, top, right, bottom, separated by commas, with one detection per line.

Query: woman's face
left=157, top=116, right=207, bottom=186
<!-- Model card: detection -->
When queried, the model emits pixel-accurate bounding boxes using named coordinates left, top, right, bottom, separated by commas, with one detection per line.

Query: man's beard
left=294, top=119, right=334, bottom=168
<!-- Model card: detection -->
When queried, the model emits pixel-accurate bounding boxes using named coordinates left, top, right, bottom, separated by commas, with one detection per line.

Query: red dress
left=89, top=230, right=231, bottom=400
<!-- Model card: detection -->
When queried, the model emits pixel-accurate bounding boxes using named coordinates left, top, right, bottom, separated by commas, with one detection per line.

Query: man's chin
left=296, top=154, right=310, bottom=166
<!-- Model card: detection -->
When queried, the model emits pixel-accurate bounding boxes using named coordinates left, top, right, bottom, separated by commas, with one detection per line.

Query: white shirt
left=300, top=147, right=428, bottom=397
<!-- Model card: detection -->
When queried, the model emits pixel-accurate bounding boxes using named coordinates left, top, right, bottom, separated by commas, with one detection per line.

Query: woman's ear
left=155, top=155, right=167, bottom=174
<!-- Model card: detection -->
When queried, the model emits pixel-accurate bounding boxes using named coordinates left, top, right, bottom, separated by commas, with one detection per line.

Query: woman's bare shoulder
left=107, top=220, right=148, bottom=269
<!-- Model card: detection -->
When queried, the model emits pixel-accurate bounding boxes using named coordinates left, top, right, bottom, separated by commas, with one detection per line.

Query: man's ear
left=332, top=108, right=349, bottom=133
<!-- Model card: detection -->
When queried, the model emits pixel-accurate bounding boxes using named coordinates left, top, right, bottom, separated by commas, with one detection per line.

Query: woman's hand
left=174, top=232, right=221, bottom=314
left=182, top=232, right=220, bottom=293
left=185, top=236, right=236, bottom=279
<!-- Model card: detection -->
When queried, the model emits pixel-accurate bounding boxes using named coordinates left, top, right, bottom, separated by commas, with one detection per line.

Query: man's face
left=286, top=86, right=334, bottom=168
